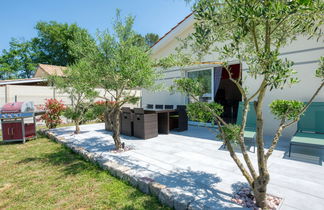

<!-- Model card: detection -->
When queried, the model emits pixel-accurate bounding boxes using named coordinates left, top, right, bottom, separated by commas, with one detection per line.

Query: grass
left=0, top=135, right=169, bottom=210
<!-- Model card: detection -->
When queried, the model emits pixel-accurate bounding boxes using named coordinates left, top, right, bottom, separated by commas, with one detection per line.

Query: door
left=2, top=122, right=23, bottom=140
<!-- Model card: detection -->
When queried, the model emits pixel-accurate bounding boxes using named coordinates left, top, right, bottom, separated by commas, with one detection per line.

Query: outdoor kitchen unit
left=0, top=101, right=41, bottom=143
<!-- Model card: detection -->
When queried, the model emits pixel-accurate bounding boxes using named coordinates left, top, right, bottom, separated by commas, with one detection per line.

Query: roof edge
left=150, top=12, right=194, bottom=51
left=0, top=78, right=47, bottom=86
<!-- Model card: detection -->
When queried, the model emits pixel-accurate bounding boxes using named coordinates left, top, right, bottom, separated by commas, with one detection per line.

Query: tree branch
left=237, top=100, right=258, bottom=179
left=251, top=21, right=260, bottom=53
left=270, top=14, right=290, bottom=35
left=189, top=92, right=228, bottom=126
left=265, top=82, right=324, bottom=160
left=223, top=65, right=258, bottom=179
left=265, top=119, right=285, bottom=160
left=223, top=65, right=247, bottom=100
left=217, top=116, right=254, bottom=185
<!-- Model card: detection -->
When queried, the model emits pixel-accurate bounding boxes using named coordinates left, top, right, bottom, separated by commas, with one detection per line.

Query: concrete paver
left=47, top=123, right=324, bottom=210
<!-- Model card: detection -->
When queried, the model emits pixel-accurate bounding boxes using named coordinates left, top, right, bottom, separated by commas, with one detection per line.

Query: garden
left=1, top=0, right=324, bottom=209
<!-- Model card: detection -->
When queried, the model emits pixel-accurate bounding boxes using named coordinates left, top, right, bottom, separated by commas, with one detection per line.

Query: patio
left=45, top=123, right=324, bottom=210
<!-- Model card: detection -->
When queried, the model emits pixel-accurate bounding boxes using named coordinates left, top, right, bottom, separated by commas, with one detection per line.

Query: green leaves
left=270, top=100, right=305, bottom=121
left=189, top=0, right=323, bottom=91
left=123, top=96, right=140, bottom=105
left=257, top=52, right=297, bottom=90
left=50, top=60, right=98, bottom=128
left=217, top=124, right=241, bottom=144
left=66, top=11, right=159, bottom=111
left=144, top=33, right=159, bottom=47
left=187, top=102, right=223, bottom=124
left=170, top=78, right=207, bottom=99
left=0, top=39, right=38, bottom=79
left=0, top=21, right=92, bottom=79
left=32, top=21, right=92, bottom=66
left=315, top=56, right=324, bottom=80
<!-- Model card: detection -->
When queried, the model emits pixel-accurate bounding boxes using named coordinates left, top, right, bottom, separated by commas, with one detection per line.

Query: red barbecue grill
left=0, top=102, right=44, bottom=143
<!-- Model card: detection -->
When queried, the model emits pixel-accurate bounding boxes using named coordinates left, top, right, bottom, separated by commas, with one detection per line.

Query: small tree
left=168, top=0, right=324, bottom=208
left=69, top=11, right=159, bottom=149
left=50, top=61, right=98, bottom=134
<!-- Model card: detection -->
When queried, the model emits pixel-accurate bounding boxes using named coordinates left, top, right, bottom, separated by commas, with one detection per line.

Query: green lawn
left=0, top=136, right=169, bottom=210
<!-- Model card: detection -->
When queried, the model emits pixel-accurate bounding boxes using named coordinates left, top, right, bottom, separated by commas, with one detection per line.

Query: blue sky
left=0, top=0, right=192, bottom=51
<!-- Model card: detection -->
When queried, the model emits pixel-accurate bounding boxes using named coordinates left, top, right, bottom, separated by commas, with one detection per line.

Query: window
left=187, top=69, right=213, bottom=103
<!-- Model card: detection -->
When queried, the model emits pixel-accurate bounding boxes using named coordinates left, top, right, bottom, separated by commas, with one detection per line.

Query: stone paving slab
left=41, top=123, right=324, bottom=210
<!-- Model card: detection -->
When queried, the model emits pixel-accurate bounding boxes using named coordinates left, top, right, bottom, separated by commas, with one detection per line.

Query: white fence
left=0, top=86, right=5, bottom=107
left=0, top=85, right=141, bottom=108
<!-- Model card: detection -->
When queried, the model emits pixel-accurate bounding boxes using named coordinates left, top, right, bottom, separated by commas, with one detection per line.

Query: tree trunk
left=75, top=118, right=80, bottom=134
left=253, top=174, right=270, bottom=209
left=112, top=108, right=122, bottom=150
left=253, top=81, right=269, bottom=209
left=104, top=109, right=112, bottom=131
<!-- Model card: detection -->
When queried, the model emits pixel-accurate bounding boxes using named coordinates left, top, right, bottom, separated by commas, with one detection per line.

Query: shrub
left=187, top=102, right=223, bottom=124
left=39, top=99, right=66, bottom=129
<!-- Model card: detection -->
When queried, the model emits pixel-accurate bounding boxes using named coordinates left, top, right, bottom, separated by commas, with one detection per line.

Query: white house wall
left=245, top=47, right=324, bottom=138
left=142, top=71, right=186, bottom=106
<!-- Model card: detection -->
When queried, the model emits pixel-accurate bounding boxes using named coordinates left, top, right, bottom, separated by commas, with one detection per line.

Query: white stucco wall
left=143, top=16, right=324, bottom=138
left=241, top=34, right=324, bottom=138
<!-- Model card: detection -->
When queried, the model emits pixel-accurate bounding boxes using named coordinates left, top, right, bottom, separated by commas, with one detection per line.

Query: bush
left=187, top=102, right=223, bottom=124
left=39, top=99, right=66, bottom=129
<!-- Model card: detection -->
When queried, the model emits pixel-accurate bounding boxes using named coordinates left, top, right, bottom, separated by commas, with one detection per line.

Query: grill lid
left=1, top=101, right=34, bottom=113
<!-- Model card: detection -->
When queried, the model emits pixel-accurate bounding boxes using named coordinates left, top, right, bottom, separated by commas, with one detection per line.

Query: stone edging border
left=39, top=129, right=196, bottom=210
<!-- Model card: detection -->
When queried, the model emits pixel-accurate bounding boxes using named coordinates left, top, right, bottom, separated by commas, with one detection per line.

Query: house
left=0, top=64, right=67, bottom=105
left=0, top=64, right=64, bottom=87
left=142, top=13, right=324, bottom=138
left=34, top=63, right=67, bottom=77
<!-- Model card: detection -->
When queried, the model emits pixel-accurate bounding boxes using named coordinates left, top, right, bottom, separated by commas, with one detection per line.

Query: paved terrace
left=46, top=123, right=324, bottom=210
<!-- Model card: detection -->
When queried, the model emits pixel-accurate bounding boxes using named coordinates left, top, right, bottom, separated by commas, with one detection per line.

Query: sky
left=0, top=0, right=192, bottom=51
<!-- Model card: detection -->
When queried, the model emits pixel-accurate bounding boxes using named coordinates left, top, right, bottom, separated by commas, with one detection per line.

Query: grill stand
left=0, top=112, right=42, bottom=143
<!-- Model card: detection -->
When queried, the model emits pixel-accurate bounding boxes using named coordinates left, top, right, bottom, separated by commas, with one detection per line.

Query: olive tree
left=169, top=0, right=324, bottom=208
left=49, top=61, right=98, bottom=134
left=69, top=12, right=160, bottom=150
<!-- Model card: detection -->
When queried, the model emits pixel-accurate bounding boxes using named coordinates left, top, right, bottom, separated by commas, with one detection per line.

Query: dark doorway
left=214, top=64, right=242, bottom=124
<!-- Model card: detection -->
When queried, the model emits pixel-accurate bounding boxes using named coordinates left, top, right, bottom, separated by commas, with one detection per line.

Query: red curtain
left=221, top=64, right=240, bottom=80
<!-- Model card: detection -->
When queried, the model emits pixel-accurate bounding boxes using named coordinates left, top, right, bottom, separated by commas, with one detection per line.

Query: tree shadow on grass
left=15, top=144, right=170, bottom=210
left=16, top=145, right=99, bottom=176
